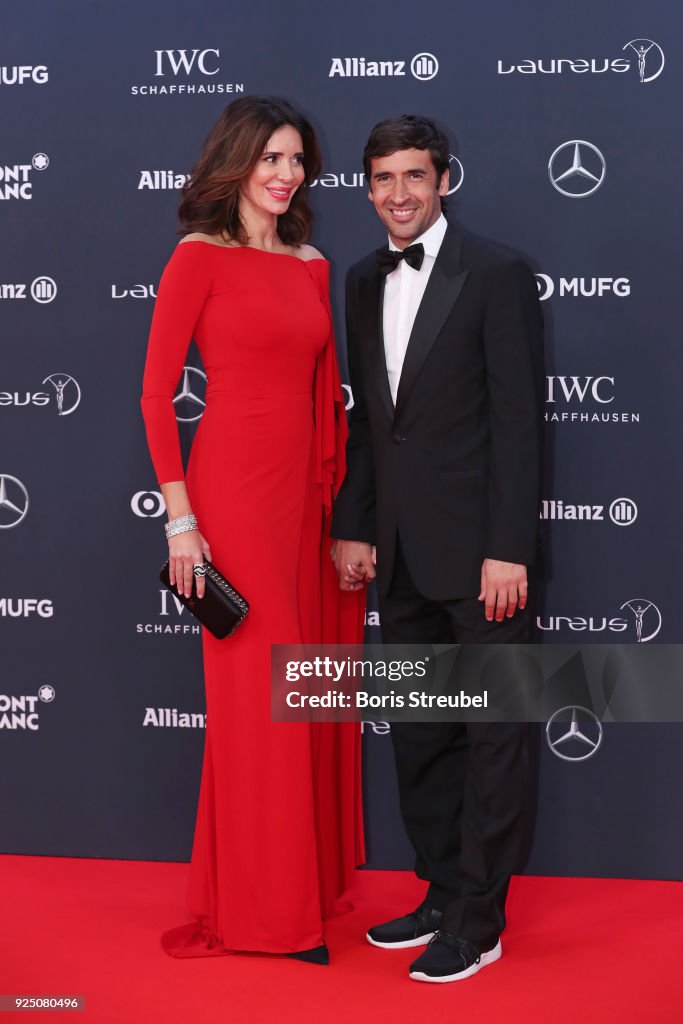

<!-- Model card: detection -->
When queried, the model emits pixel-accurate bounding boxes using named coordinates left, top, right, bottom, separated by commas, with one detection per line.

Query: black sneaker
left=366, top=906, right=443, bottom=949
left=409, top=931, right=501, bottom=983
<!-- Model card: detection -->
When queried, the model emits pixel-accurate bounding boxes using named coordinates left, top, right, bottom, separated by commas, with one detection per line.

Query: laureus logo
left=498, top=38, right=664, bottom=83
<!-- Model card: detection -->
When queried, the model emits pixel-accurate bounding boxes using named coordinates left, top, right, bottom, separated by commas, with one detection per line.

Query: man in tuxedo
left=331, top=115, right=543, bottom=983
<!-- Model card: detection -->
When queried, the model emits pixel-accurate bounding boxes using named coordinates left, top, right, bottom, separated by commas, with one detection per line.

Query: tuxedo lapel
left=359, top=270, right=394, bottom=422
left=393, top=225, right=469, bottom=424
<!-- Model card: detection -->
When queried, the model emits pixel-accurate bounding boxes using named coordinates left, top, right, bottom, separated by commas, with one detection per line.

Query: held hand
left=168, top=530, right=212, bottom=598
left=478, top=558, right=528, bottom=622
left=331, top=540, right=376, bottom=592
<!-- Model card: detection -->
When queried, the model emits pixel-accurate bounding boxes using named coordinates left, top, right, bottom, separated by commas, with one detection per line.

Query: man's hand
left=330, top=540, right=376, bottom=592
left=478, top=558, right=528, bottom=622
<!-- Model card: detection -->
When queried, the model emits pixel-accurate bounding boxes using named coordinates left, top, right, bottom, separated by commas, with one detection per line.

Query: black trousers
left=379, top=539, right=532, bottom=948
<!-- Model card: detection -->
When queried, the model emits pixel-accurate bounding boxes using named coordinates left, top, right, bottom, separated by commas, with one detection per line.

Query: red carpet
left=1, top=856, right=681, bottom=1023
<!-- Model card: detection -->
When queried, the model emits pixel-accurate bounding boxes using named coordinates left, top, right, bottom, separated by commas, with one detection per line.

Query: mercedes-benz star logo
left=43, top=373, right=81, bottom=416
left=548, top=141, right=606, bottom=198
left=620, top=599, right=662, bottom=643
left=546, top=706, right=603, bottom=762
left=173, top=366, right=206, bottom=423
left=447, top=154, right=464, bottom=195
left=623, top=39, right=665, bottom=83
left=0, top=474, right=29, bottom=529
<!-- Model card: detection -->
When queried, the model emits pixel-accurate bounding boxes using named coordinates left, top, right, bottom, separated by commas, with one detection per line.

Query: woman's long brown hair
left=178, top=96, right=321, bottom=246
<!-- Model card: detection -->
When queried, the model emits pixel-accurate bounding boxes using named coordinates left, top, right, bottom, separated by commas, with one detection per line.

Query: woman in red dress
left=141, top=97, right=364, bottom=963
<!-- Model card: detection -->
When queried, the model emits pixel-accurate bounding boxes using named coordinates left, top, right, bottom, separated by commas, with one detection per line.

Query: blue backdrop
left=2, top=0, right=681, bottom=879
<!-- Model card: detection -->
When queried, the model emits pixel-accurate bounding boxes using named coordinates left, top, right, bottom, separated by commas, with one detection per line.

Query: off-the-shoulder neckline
left=179, top=239, right=328, bottom=264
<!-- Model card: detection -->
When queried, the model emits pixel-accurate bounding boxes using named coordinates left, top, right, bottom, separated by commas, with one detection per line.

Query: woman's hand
left=168, top=530, right=212, bottom=598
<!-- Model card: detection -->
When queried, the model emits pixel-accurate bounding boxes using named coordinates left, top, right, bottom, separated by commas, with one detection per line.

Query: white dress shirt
left=382, top=213, right=448, bottom=405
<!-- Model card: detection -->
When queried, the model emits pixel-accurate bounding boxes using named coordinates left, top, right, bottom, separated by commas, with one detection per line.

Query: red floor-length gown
left=141, top=240, right=365, bottom=956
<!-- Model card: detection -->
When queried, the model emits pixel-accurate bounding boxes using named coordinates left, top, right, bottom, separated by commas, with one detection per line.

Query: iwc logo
left=131, top=49, right=244, bottom=97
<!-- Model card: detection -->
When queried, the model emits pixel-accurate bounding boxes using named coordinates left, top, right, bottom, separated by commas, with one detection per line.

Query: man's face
left=367, top=147, right=449, bottom=249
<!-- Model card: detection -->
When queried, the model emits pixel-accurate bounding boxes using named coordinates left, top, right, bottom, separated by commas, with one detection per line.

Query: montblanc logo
left=0, top=65, right=49, bottom=86
left=537, top=598, right=662, bottom=642
left=498, top=38, right=664, bottom=83
left=0, top=598, right=54, bottom=618
left=0, top=153, right=49, bottom=201
left=329, top=52, right=438, bottom=80
left=143, top=706, right=206, bottom=728
left=131, top=48, right=244, bottom=96
left=545, top=376, right=640, bottom=425
left=0, top=373, right=81, bottom=416
left=540, top=498, right=638, bottom=526
left=138, top=170, right=189, bottom=190
left=0, top=688, right=55, bottom=731
left=0, top=276, right=57, bottom=303
left=535, top=275, right=630, bottom=300
left=111, top=282, right=158, bottom=298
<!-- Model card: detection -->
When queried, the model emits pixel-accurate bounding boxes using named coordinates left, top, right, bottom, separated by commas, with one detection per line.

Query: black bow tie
left=376, top=242, right=425, bottom=276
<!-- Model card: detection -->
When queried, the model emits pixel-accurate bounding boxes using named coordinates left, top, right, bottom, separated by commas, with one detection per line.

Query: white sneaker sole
left=409, top=939, right=502, bottom=983
left=367, top=931, right=437, bottom=950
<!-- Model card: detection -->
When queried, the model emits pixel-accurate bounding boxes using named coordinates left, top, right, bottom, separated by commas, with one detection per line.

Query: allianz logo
left=138, top=170, right=189, bottom=190
left=0, top=276, right=57, bottom=303
left=0, top=598, right=53, bottom=617
left=112, top=283, right=157, bottom=299
left=0, top=65, right=48, bottom=85
left=329, top=53, right=438, bottom=81
left=536, top=275, right=630, bottom=300
left=143, top=706, right=206, bottom=728
left=540, top=498, right=637, bottom=525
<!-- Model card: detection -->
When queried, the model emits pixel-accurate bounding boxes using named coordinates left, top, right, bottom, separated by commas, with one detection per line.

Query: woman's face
left=240, top=124, right=306, bottom=218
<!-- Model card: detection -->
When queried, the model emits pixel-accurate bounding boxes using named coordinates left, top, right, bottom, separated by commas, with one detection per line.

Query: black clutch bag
left=159, top=559, right=249, bottom=639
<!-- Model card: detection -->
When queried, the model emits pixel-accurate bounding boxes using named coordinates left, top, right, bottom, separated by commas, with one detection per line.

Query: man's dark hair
left=363, top=114, right=450, bottom=206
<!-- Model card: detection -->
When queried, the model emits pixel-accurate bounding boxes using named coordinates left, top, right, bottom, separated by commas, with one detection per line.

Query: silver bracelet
left=165, top=514, right=198, bottom=539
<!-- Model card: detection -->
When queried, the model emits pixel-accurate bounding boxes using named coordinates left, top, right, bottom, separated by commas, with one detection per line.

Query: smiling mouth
left=267, top=187, right=292, bottom=200
left=389, top=208, right=418, bottom=220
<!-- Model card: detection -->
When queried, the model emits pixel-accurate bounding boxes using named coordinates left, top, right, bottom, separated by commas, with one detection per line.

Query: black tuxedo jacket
left=331, top=221, right=544, bottom=600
